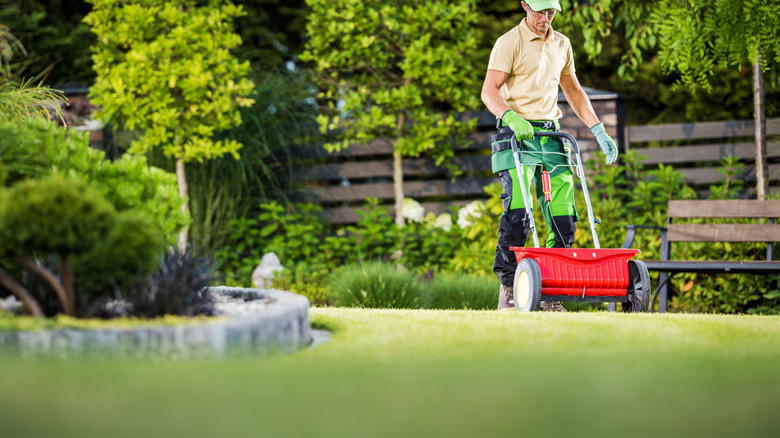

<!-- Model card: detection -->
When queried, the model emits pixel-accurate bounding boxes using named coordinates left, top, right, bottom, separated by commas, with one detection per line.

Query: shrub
left=422, top=272, right=498, bottom=310
left=123, top=248, right=218, bottom=318
left=271, top=263, right=331, bottom=306
left=329, top=262, right=423, bottom=309
left=0, top=174, right=116, bottom=316
left=73, top=210, right=165, bottom=303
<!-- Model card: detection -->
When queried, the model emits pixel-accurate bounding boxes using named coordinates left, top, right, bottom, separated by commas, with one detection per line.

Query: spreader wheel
left=513, top=258, right=542, bottom=312
left=623, top=260, right=651, bottom=312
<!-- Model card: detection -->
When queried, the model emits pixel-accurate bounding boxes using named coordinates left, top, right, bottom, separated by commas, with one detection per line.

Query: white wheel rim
left=516, top=271, right=530, bottom=308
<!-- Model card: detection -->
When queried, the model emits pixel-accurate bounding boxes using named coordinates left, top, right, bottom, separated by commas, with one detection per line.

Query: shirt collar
left=518, top=17, right=555, bottom=42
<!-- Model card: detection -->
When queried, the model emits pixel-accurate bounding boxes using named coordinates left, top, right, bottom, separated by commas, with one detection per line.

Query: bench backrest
left=667, top=200, right=780, bottom=243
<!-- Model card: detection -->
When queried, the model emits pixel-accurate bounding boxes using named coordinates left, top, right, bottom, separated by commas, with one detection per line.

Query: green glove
left=501, top=110, right=534, bottom=141
left=590, top=122, right=618, bottom=165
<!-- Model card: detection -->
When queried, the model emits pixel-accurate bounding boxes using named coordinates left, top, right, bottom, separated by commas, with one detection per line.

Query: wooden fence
left=624, top=117, right=780, bottom=195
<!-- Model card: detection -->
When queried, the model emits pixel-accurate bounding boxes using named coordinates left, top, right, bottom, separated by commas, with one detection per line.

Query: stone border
left=0, top=287, right=312, bottom=360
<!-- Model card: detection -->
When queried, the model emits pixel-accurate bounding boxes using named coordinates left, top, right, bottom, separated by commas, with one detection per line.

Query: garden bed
left=0, top=287, right=312, bottom=360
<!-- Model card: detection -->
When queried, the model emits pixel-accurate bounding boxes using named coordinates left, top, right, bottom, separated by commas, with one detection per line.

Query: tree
left=561, top=0, right=779, bottom=198
left=0, top=175, right=115, bottom=317
left=649, top=0, right=780, bottom=200
left=0, top=174, right=164, bottom=318
left=84, top=0, right=255, bottom=249
left=301, top=0, right=482, bottom=227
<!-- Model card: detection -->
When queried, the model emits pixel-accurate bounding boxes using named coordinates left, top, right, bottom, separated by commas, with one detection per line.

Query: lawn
left=1, top=308, right=779, bottom=438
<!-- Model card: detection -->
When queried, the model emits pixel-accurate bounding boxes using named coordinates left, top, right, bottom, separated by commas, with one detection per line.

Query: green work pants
left=499, top=131, right=577, bottom=247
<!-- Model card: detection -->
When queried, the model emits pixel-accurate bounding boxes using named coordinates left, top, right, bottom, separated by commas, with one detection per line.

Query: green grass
left=1, top=308, right=780, bottom=438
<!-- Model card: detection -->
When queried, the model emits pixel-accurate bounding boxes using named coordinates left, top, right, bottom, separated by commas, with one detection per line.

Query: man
left=481, top=0, right=618, bottom=311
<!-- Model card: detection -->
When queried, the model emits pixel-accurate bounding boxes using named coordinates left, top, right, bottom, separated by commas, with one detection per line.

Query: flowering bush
left=401, top=197, right=425, bottom=223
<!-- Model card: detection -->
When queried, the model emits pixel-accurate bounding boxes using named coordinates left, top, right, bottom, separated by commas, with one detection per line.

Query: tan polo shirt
left=487, top=18, right=574, bottom=121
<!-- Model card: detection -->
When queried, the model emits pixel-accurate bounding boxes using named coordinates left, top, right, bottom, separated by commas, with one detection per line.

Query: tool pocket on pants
left=499, top=170, right=512, bottom=212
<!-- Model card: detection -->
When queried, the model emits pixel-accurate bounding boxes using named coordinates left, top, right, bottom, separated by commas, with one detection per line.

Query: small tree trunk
left=60, top=256, right=76, bottom=316
left=176, top=158, right=189, bottom=251
left=753, top=58, right=767, bottom=200
left=393, top=107, right=408, bottom=228
left=0, top=267, right=44, bottom=318
left=393, top=149, right=404, bottom=227
left=14, top=256, right=73, bottom=316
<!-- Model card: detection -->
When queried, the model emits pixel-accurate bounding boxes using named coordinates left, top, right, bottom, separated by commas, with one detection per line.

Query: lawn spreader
left=508, top=131, right=650, bottom=312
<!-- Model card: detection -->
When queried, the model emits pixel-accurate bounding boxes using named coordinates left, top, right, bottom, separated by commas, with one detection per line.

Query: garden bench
left=621, top=200, right=780, bottom=312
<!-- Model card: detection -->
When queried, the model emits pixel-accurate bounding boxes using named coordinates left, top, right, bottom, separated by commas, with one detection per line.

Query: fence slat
left=295, top=155, right=491, bottom=181
left=674, top=163, right=780, bottom=186
left=668, top=200, right=780, bottom=218
left=639, top=142, right=780, bottom=165
left=627, top=118, right=780, bottom=144
left=310, top=177, right=496, bottom=202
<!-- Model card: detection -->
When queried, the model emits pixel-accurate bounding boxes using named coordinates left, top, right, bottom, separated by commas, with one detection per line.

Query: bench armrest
left=621, top=224, right=667, bottom=249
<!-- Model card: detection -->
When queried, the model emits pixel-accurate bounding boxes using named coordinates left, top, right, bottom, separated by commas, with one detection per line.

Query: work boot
left=498, top=284, right=514, bottom=311
left=540, top=301, right=567, bottom=312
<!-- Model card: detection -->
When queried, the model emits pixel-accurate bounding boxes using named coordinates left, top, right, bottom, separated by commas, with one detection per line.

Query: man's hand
left=590, top=122, right=618, bottom=165
left=502, top=110, right=534, bottom=141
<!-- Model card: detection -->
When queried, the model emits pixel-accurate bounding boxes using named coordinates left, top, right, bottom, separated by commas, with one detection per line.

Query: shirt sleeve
left=487, top=34, right=514, bottom=74
left=560, top=39, right=575, bottom=76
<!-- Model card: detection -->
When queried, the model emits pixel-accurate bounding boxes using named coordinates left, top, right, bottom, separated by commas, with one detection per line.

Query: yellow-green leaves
left=302, top=0, right=482, bottom=162
left=85, top=0, right=254, bottom=163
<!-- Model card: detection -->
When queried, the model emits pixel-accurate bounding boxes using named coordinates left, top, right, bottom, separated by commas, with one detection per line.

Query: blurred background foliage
left=1, top=0, right=778, bottom=315
left=2, top=0, right=777, bottom=124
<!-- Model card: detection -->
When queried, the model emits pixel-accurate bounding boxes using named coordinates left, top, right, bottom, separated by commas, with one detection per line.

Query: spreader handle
left=532, top=130, right=601, bottom=249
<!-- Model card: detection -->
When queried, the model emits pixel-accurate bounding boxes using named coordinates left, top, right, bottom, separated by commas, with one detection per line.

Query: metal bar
left=542, top=295, right=628, bottom=303
left=533, top=131, right=601, bottom=249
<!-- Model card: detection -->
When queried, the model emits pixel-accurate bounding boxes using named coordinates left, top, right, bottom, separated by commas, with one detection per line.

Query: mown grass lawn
left=1, top=308, right=779, bottom=438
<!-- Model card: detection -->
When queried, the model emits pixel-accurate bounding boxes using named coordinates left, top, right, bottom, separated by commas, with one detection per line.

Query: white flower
left=457, top=201, right=484, bottom=228
left=433, top=213, right=452, bottom=231
left=402, top=197, right=425, bottom=223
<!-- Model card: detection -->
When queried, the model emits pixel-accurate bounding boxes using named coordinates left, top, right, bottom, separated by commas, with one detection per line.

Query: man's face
left=523, top=2, right=557, bottom=36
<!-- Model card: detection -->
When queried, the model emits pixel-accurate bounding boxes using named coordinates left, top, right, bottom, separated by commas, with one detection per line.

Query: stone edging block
left=0, top=287, right=312, bottom=360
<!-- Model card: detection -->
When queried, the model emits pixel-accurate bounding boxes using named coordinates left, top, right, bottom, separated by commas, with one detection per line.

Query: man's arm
left=559, top=72, right=600, bottom=127
left=560, top=72, right=618, bottom=164
left=481, top=69, right=511, bottom=118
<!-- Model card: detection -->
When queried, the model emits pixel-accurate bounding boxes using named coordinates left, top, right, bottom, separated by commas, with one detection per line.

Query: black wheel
left=623, top=260, right=650, bottom=312
left=513, top=258, right=542, bottom=312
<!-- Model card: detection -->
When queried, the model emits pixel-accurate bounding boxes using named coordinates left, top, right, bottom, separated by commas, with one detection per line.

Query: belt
left=495, top=117, right=559, bottom=130
left=529, top=120, right=558, bottom=130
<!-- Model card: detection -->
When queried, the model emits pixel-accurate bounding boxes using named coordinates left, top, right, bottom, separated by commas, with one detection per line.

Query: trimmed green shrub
left=73, top=210, right=165, bottom=302
left=329, top=262, right=423, bottom=309
left=0, top=174, right=115, bottom=257
left=0, top=174, right=116, bottom=316
left=422, top=272, right=498, bottom=310
left=0, top=174, right=168, bottom=317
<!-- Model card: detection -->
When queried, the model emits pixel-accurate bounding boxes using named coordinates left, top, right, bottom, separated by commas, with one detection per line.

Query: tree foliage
left=0, top=174, right=164, bottom=317
left=84, top=0, right=255, bottom=163
left=301, top=0, right=482, bottom=160
left=651, top=0, right=780, bottom=90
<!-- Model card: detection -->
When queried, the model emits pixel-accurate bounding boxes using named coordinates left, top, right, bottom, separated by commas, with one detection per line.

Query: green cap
left=524, top=0, right=562, bottom=11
